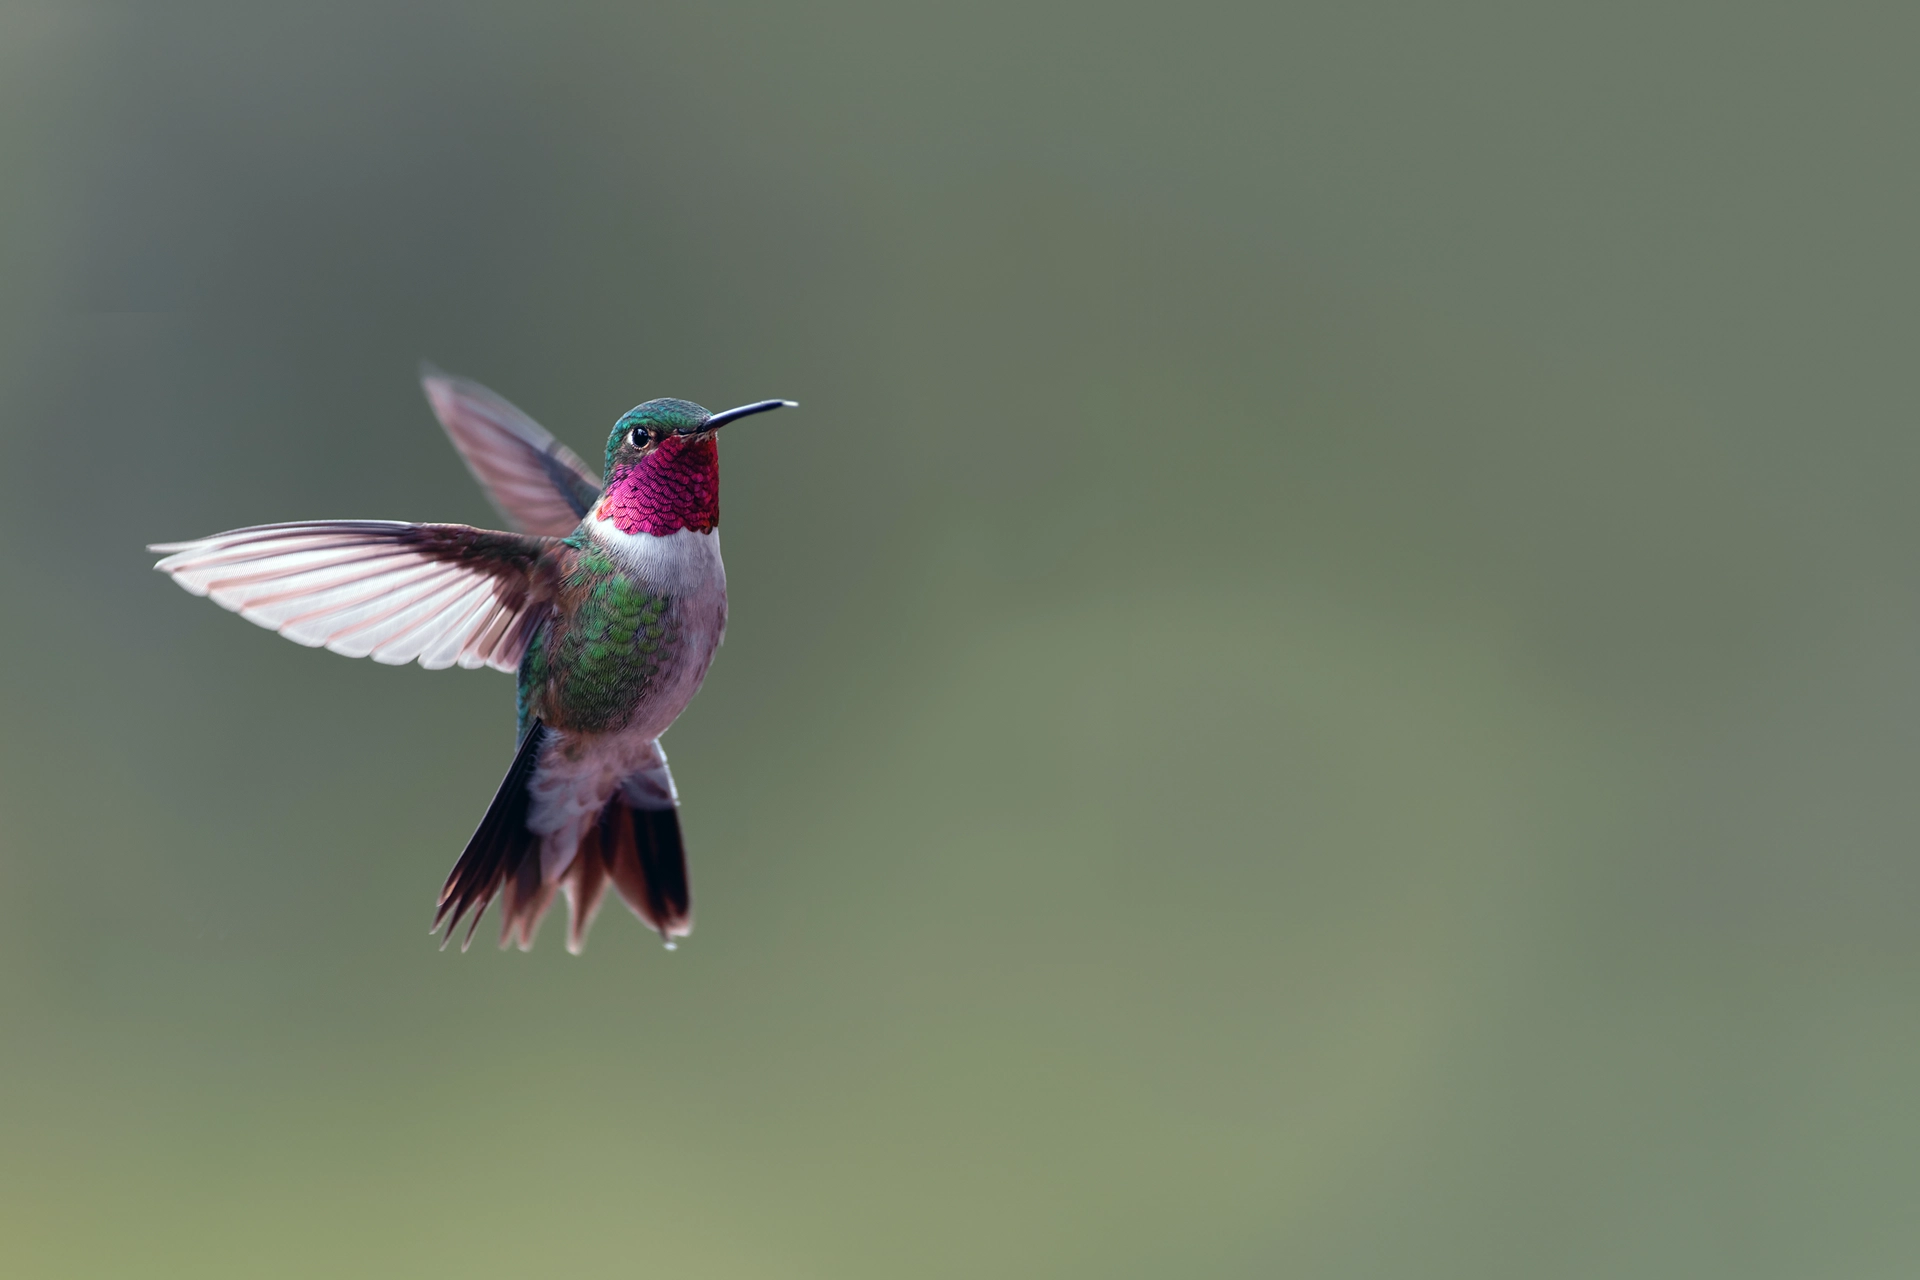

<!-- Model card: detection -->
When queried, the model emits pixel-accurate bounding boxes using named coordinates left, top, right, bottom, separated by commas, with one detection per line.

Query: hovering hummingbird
left=150, top=367, right=795, bottom=953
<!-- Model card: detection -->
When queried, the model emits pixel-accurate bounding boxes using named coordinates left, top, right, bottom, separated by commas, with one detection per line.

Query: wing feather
left=420, top=365, right=602, bottom=537
left=151, top=520, right=560, bottom=672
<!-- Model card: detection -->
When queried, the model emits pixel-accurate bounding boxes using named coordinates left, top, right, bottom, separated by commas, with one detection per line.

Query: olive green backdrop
left=2, top=2, right=1917, bottom=1276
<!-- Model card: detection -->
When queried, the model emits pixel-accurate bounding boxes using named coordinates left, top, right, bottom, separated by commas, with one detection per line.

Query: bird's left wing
left=420, top=365, right=603, bottom=537
left=150, top=521, right=561, bottom=672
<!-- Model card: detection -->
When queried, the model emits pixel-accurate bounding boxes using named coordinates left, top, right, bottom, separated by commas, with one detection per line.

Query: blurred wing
left=420, top=365, right=602, bottom=537
left=151, top=521, right=559, bottom=672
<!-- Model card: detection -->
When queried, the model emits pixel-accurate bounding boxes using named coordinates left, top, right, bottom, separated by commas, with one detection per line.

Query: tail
left=433, top=723, right=694, bottom=953
left=560, top=791, right=693, bottom=954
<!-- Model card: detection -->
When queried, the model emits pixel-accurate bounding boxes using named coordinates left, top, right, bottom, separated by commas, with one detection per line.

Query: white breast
left=586, top=520, right=728, bottom=601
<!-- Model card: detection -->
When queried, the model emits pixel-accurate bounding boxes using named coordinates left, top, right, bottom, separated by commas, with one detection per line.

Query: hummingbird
left=150, top=367, right=795, bottom=953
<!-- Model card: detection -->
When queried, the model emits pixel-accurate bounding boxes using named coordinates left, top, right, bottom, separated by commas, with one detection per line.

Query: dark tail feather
left=498, top=869, right=556, bottom=952
left=568, top=798, right=692, bottom=950
left=434, top=721, right=547, bottom=951
left=562, top=823, right=612, bottom=955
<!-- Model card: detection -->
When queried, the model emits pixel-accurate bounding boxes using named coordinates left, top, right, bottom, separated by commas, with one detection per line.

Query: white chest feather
left=586, top=519, right=727, bottom=602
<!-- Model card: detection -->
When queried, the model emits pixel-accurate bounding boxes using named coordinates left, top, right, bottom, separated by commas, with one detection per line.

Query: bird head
left=604, top=397, right=796, bottom=477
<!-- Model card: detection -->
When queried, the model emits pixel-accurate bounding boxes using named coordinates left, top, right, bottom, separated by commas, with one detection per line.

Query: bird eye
left=629, top=426, right=648, bottom=449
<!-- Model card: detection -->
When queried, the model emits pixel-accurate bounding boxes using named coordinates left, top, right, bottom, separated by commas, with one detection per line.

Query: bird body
left=151, top=370, right=794, bottom=953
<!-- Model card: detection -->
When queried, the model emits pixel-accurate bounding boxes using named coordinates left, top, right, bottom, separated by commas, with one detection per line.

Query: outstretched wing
left=420, top=365, right=602, bottom=537
left=150, top=521, right=560, bottom=672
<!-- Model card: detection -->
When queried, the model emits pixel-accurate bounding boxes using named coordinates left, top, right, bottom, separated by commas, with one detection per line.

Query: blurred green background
left=3, top=1, right=1918, bottom=1275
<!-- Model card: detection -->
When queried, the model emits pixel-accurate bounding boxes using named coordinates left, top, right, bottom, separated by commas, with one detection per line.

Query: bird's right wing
left=150, top=520, right=562, bottom=672
left=420, top=365, right=603, bottom=537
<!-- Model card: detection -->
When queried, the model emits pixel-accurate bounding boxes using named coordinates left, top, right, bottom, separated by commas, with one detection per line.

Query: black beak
left=685, top=399, right=798, bottom=434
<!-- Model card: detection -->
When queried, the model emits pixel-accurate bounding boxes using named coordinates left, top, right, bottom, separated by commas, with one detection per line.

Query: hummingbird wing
left=150, top=521, right=561, bottom=672
left=419, top=365, right=602, bottom=537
